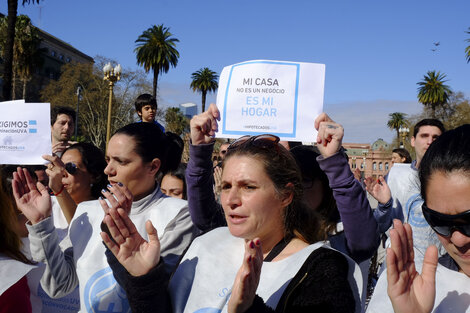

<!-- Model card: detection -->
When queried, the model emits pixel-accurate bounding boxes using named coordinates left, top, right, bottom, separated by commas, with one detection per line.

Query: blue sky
left=3, top=0, right=469, bottom=143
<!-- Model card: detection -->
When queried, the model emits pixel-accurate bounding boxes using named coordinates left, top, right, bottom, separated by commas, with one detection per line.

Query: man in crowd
left=51, top=106, right=76, bottom=157
left=369, top=118, right=446, bottom=263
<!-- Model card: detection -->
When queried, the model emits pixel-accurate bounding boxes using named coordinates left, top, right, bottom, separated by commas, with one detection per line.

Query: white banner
left=216, top=60, right=325, bottom=141
left=0, top=101, right=51, bottom=165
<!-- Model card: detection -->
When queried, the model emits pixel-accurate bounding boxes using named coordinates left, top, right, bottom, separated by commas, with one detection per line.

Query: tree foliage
left=410, top=91, right=470, bottom=131
left=387, top=112, right=408, bottom=142
left=41, top=56, right=152, bottom=149
left=164, top=107, right=188, bottom=136
left=190, top=67, right=219, bottom=113
left=465, top=27, right=470, bottom=63
left=2, top=0, right=41, bottom=100
left=135, top=24, right=179, bottom=104
left=417, top=71, right=452, bottom=118
left=0, top=14, right=43, bottom=100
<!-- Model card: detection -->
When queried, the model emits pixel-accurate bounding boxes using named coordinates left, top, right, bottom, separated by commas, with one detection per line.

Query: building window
left=66, top=57, right=71, bottom=63
left=360, top=162, right=364, bottom=170
left=51, top=50, right=56, bottom=57
left=385, top=162, right=389, bottom=171
left=59, top=54, right=64, bottom=60
left=373, top=162, right=377, bottom=170
left=379, top=162, right=383, bottom=170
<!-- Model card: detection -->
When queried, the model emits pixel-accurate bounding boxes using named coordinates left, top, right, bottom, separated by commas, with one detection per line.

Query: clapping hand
left=365, top=176, right=392, bottom=205
left=12, top=167, right=52, bottom=224
left=228, top=239, right=263, bottom=313
left=387, top=220, right=438, bottom=313
left=100, top=185, right=159, bottom=277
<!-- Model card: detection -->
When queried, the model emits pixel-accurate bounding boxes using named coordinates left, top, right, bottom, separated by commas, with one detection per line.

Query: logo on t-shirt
left=83, top=267, right=130, bottom=313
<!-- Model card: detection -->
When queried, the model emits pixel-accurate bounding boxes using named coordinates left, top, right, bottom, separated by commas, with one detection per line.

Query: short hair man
left=51, top=106, right=76, bottom=157
left=411, top=119, right=445, bottom=168
left=134, top=94, right=165, bottom=132
left=373, top=118, right=446, bottom=263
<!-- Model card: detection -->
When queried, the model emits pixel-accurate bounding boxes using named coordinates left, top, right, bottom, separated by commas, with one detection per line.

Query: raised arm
left=12, top=167, right=79, bottom=297
left=186, top=103, right=226, bottom=231
left=43, top=154, right=77, bottom=224
left=315, top=113, right=380, bottom=262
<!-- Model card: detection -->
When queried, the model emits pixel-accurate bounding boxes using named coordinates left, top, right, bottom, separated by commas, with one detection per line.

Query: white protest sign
left=0, top=101, right=51, bottom=165
left=216, top=60, right=325, bottom=141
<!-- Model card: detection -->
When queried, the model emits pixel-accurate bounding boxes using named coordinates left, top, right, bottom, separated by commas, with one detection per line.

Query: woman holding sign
left=100, top=122, right=362, bottom=312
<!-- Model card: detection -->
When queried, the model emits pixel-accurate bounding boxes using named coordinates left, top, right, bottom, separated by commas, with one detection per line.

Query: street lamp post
left=399, top=126, right=410, bottom=149
left=103, top=63, right=121, bottom=151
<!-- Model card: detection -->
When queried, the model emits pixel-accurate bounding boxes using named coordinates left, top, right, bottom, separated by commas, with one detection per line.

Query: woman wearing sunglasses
left=100, top=110, right=362, bottom=313
left=43, top=143, right=108, bottom=228
left=367, top=124, right=470, bottom=313
left=12, top=123, right=198, bottom=312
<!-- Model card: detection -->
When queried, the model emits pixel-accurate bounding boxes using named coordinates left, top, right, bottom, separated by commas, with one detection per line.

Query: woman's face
left=391, top=152, right=405, bottom=165
left=104, top=134, right=158, bottom=200
left=221, top=155, right=288, bottom=244
left=426, top=171, right=470, bottom=275
left=61, top=149, right=93, bottom=202
left=161, top=174, right=184, bottom=199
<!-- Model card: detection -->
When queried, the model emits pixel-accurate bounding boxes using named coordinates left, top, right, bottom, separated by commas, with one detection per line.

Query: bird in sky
left=433, top=42, right=440, bottom=46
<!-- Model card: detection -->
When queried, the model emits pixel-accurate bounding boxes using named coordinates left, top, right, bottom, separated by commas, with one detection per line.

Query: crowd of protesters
left=1, top=93, right=469, bottom=313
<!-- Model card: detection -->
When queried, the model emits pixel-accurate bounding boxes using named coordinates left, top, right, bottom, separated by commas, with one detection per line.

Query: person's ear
left=137, top=111, right=142, bottom=118
left=281, top=182, right=295, bottom=207
left=149, top=158, right=161, bottom=175
left=411, top=136, right=416, bottom=148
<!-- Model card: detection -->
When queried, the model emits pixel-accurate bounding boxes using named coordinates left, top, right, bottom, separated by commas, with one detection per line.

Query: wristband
left=54, top=185, right=65, bottom=196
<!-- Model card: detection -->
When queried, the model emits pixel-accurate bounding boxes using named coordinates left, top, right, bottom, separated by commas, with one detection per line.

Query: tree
left=417, top=71, right=452, bottom=118
left=134, top=24, right=179, bottom=104
left=2, top=0, right=40, bottom=101
left=0, top=15, right=43, bottom=100
left=466, top=27, right=470, bottom=63
left=387, top=112, right=408, bottom=142
left=164, top=107, right=188, bottom=136
left=41, top=56, right=152, bottom=149
left=190, top=67, right=219, bottom=113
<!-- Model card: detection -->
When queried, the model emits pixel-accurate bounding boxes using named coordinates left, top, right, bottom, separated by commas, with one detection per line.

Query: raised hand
left=228, top=239, right=263, bottom=313
left=387, top=219, right=438, bottom=313
left=213, top=166, right=223, bottom=196
left=99, top=182, right=134, bottom=215
left=43, top=154, right=66, bottom=194
left=101, top=207, right=161, bottom=277
left=12, top=167, right=52, bottom=224
left=314, top=113, right=344, bottom=158
left=190, top=103, right=220, bottom=145
left=365, top=176, right=391, bottom=205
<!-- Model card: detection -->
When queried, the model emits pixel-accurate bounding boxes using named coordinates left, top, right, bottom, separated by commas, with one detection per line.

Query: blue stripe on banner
left=29, top=129, right=37, bottom=133
left=29, top=120, right=37, bottom=125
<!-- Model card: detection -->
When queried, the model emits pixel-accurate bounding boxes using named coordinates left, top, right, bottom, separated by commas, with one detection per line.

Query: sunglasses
left=227, top=134, right=280, bottom=151
left=65, top=162, right=78, bottom=175
left=422, top=203, right=470, bottom=237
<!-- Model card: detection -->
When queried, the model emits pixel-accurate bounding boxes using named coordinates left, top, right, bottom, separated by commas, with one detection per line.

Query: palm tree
left=134, top=24, right=179, bottom=104
left=465, top=27, right=470, bottom=63
left=387, top=112, right=407, bottom=141
left=417, top=71, right=452, bottom=118
left=190, top=67, right=219, bottom=112
left=0, top=15, right=43, bottom=100
left=2, top=0, right=40, bottom=101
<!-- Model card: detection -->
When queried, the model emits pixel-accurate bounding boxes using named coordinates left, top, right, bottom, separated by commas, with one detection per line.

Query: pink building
left=343, top=139, right=392, bottom=179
